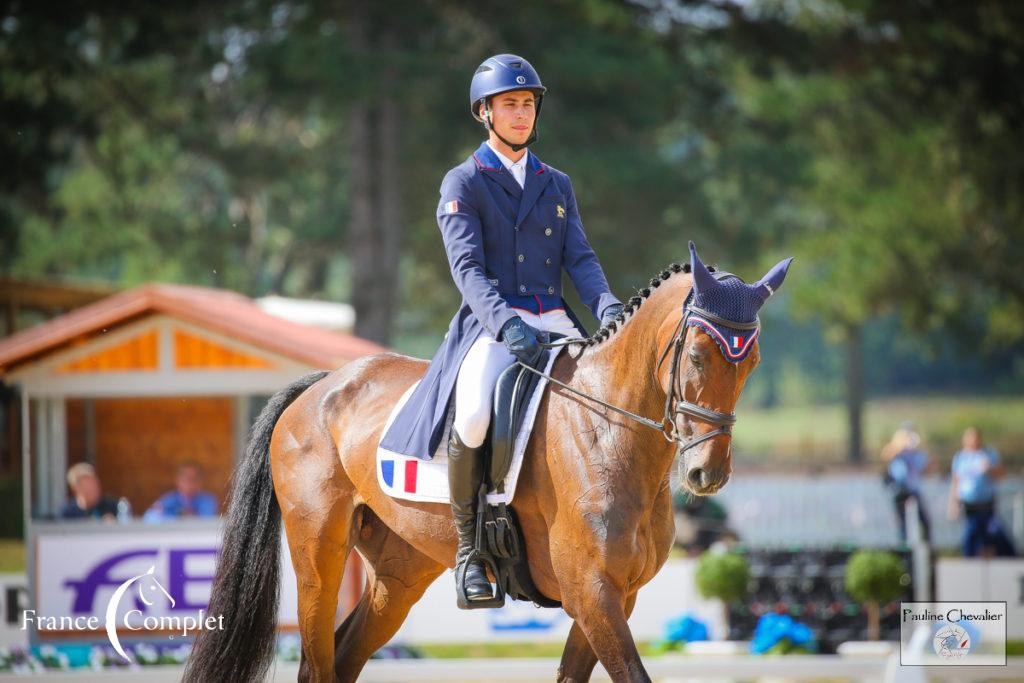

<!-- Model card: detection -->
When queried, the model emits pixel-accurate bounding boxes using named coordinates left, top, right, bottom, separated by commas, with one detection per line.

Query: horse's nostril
left=688, top=467, right=708, bottom=489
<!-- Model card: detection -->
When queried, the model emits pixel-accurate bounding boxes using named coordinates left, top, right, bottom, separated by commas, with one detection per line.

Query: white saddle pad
left=375, top=345, right=564, bottom=504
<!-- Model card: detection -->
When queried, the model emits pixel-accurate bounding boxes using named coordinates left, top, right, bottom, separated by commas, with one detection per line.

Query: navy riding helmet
left=470, top=54, right=547, bottom=152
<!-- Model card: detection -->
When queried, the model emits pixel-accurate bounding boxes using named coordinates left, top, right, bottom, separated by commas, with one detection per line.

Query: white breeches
left=453, top=308, right=580, bottom=448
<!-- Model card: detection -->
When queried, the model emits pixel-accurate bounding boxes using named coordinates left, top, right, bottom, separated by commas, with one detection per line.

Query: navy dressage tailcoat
left=379, top=141, right=621, bottom=460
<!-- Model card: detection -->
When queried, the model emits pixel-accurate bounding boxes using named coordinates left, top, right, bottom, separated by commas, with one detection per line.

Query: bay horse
left=184, top=244, right=791, bottom=683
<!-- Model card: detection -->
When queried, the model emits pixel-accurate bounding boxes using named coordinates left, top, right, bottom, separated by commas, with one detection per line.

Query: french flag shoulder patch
left=443, top=200, right=459, bottom=214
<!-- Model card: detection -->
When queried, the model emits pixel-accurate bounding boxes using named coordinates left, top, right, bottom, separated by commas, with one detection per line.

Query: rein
left=517, top=301, right=746, bottom=454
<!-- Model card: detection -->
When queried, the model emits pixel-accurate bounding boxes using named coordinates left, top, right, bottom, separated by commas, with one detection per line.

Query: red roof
left=0, top=282, right=389, bottom=374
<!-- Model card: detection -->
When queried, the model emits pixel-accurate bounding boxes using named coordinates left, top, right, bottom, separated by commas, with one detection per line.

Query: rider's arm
left=561, top=176, right=621, bottom=321
left=438, top=170, right=519, bottom=339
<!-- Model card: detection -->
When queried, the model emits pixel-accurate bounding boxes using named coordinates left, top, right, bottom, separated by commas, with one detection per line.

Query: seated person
left=60, top=463, right=119, bottom=521
left=143, top=461, right=219, bottom=521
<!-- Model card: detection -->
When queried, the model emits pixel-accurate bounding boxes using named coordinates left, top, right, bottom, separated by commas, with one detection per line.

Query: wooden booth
left=0, top=282, right=386, bottom=644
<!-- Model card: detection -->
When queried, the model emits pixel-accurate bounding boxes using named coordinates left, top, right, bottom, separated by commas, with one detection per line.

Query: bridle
left=517, top=293, right=758, bottom=455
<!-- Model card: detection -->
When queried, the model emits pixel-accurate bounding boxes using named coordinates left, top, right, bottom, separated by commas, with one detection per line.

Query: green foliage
left=695, top=550, right=750, bottom=603
left=764, top=640, right=813, bottom=655
left=1, top=0, right=1022, bottom=369
left=734, top=395, right=1024, bottom=465
left=844, top=550, right=908, bottom=605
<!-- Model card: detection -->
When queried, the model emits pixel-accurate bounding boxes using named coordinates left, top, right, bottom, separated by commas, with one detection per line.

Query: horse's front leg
left=557, top=592, right=638, bottom=683
left=558, top=561, right=649, bottom=683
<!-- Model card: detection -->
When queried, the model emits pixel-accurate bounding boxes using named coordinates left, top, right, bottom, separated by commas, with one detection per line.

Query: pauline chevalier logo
left=933, top=622, right=971, bottom=660
left=900, top=601, right=1006, bottom=666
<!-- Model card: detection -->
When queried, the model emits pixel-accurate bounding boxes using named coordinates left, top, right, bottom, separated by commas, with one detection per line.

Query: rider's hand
left=499, top=317, right=543, bottom=366
left=600, top=303, right=624, bottom=328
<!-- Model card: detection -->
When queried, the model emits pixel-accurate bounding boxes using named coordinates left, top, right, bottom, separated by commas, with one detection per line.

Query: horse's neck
left=563, top=284, right=685, bottom=495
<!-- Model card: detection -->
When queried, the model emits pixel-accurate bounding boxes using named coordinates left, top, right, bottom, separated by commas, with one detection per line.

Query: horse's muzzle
left=681, top=456, right=731, bottom=495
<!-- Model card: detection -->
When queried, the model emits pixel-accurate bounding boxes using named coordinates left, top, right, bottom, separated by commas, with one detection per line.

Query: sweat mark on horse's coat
left=278, top=425, right=303, bottom=453
left=370, top=580, right=390, bottom=614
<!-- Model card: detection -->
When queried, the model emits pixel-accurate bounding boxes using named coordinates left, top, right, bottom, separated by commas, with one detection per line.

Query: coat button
left=545, top=257, right=552, bottom=265
left=547, top=286, right=555, bottom=294
left=518, top=254, right=525, bottom=262
left=519, top=285, right=526, bottom=293
left=514, top=226, right=519, bottom=232
left=544, top=227, right=552, bottom=236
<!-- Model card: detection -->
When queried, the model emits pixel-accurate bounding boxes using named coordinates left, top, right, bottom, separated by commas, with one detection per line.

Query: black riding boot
left=447, top=427, right=494, bottom=602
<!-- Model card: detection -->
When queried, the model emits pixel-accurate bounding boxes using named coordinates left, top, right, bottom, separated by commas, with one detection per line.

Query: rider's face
left=483, top=90, right=537, bottom=146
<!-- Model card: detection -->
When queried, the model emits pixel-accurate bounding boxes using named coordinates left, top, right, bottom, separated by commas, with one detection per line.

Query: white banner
left=393, top=558, right=725, bottom=644
left=29, top=523, right=300, bottom=642
left=935, top=558, right=1024, bottom=638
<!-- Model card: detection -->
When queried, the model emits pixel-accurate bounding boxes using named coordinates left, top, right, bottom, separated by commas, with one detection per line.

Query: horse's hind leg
left=558, top=622, right=599, bottom=683
left=333, top=507, right=445, bottom=683
left=274, top=424, right=358, bottom=683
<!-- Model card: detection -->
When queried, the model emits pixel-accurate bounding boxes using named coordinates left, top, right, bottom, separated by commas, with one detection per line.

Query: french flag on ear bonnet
left=685, top=241, right=793, bottom=364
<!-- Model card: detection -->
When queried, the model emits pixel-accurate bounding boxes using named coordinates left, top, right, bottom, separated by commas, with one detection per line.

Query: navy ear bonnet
left=686, top=273, right=762, bottom=362
left=685, top=241, right=793, bottom=364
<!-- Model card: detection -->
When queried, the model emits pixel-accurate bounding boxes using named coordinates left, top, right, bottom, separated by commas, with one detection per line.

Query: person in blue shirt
left=144, top=461, right=219, bottom=522
left=947, top=426, right=1015, bottom=557
left=881, top=422, right=933, bottom=543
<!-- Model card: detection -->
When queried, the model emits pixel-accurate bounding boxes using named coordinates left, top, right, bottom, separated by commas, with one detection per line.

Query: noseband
left=520, top=296, right=757, bottom=454
left=655, top=303, right=755, bottom=451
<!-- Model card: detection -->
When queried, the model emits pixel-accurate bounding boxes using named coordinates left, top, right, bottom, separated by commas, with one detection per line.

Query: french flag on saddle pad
left=377, top=426, right=452, bottom=502
left=380, top=458, right=419, bottom=494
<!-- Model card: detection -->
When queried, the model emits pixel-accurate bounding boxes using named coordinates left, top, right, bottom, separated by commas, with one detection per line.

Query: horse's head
left=666, top=241, right=793, bottom=495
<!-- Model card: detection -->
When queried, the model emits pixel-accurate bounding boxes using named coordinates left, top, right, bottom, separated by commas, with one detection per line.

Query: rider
left=443, top=54, right=624, bottom=602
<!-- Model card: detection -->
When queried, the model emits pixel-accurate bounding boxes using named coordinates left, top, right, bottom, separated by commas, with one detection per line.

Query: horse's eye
left=688, top=350, right=703, bottom=368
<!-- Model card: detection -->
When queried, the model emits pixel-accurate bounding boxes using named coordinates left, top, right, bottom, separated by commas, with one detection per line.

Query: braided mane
left=580, top=261, right=715, bottom=348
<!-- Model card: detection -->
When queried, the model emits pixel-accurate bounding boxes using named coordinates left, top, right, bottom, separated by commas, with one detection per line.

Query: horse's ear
left=688, top=241, right=718, bottom=294
left=754, top=256, right=794, bottom=301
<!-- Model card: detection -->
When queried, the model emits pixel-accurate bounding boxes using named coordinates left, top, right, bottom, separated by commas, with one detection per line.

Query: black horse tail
left=183, top=370, right=329, bottom=683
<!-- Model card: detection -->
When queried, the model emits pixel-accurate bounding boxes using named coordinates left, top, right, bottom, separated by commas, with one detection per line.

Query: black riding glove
left=499, top=317, right=543, bottom=366
left=600, top=303, right=624, bottom=327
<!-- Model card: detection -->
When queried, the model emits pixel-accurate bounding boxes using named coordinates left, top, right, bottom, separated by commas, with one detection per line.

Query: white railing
left=7, top=655, right=1022, bottom=682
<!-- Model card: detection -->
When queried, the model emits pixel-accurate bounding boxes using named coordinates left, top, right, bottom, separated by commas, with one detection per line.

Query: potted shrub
left=695, top=550, right=750, bottom=640
left=844, top=550, right=908, bottom=641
